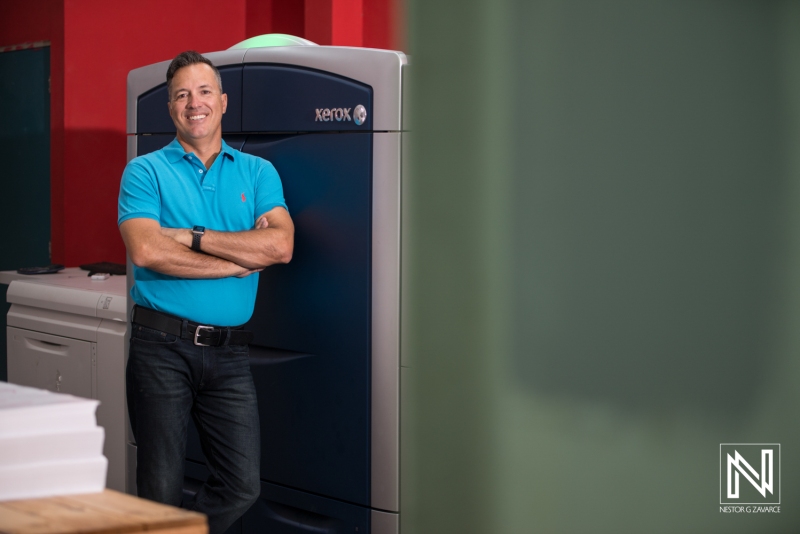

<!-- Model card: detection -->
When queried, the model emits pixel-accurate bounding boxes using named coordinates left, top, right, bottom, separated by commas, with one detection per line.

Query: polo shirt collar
left=219, top=139, right=237, bottom=161
left=163, top=138, right=237, bottom=163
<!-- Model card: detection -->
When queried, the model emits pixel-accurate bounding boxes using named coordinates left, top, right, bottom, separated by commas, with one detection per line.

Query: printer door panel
left=242, top=133, right=373, bottom=506
left=7, top=327, right=95, bottom=400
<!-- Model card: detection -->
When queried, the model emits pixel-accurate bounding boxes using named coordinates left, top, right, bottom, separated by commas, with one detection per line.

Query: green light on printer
left=229, top=34, right=317, bottom=50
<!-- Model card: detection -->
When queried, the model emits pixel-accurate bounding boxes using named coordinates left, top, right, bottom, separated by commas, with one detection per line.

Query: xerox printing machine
left=126, top=36, right=407, bottom=533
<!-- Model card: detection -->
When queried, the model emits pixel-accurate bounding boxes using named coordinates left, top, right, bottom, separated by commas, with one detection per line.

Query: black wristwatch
left=191, top=226, right=205, bottom=252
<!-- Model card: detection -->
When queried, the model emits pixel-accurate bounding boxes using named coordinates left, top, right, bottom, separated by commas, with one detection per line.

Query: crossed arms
left=119, top=206, right=294, bottom=279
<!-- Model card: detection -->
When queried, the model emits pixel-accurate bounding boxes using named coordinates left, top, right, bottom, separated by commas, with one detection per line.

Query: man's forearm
left=122, top=220, right=255, bottom=279
left=140, top=238, right=256, bottom=278
left=165, top=211, right=293, bottom=269
left=199, top=227, right=292, bottom=269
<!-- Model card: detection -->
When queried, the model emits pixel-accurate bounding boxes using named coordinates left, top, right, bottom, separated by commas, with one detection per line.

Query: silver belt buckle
left=193, top=325, right=214, bottom=346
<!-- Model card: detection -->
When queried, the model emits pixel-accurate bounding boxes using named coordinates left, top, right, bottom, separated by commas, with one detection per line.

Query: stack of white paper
left=0, top=381, right=106, bottom=500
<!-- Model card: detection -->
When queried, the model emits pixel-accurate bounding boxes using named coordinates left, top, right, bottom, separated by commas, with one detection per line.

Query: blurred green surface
left=402, top=1, right=800, bottom=533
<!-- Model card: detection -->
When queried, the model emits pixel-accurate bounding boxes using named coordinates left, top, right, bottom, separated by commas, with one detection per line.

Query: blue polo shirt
left=118, top=138, right=287, bottom=326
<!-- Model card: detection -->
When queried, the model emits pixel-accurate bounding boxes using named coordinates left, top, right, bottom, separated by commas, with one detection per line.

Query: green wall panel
left=403, top=1, right=800, bottom=533
left=0, top=46, right=51, bottom=381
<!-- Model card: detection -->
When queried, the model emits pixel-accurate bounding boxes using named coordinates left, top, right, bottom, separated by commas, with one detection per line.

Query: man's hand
left=230, top=217, right=270, bottom=277
left=235, top=219, right=270, bottom=279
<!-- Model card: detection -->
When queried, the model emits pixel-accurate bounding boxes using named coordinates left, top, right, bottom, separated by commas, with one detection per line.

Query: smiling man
left=118, top=51, right=294, bottom=533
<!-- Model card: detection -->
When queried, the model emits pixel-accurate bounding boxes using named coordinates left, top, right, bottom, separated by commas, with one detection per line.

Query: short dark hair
left=166, top=50, right=223, bottom=98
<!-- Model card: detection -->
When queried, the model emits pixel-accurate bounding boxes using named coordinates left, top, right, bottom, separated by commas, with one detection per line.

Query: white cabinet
left=1, top=269, right=128, bottom=493
left=7, top=327, right=95, bottom=399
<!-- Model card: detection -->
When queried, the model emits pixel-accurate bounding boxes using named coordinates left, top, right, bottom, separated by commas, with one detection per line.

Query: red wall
left=60, top=0, right=247, bottom=265
left=246, top=0, right=306, bottom=39
left=305, top=0, right=400, bottom=49
left=1, top=0, right=403, bottom=267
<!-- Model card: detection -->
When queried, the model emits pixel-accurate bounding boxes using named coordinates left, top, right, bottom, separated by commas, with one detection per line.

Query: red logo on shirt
left=241, top=193, right=246, bottom=202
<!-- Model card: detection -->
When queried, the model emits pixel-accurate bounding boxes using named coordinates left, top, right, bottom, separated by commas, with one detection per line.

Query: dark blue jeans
left=126, top=323, right=260, bottom=534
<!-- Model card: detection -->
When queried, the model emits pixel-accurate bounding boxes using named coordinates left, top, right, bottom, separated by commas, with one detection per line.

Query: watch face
left=193, top=226, right=205, bottom=234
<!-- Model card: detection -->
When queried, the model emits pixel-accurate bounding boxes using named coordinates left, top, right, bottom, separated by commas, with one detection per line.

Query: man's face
left=167, top=63, right=227, bottom=145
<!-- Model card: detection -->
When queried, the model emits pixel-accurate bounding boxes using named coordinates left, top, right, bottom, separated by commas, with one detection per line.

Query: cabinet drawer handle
left=23, top=337, right=69, bottom=356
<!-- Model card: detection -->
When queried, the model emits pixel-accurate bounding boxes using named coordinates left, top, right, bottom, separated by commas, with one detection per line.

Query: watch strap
left=191, top=226, right=205, bottom=252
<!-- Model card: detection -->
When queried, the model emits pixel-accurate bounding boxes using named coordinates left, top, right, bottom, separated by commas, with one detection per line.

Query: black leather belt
left=132, top=305, right=253, bottom=347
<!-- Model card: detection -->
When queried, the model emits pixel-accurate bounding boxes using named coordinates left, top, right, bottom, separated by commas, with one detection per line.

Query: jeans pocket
left=227, top=344, right=249, bottom=357
left=131, top=324, right=178, bottom=345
